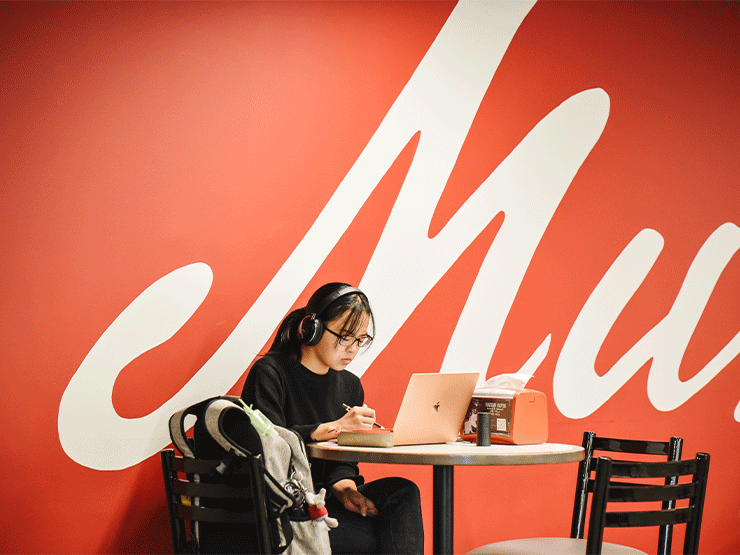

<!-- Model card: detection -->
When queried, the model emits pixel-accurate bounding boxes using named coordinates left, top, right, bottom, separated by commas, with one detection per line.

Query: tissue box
left=461, top=388, right=548, bottom=445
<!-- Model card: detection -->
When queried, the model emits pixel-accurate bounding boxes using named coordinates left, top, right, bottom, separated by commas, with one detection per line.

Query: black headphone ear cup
left=308, top=318, right=324, bottom=346
left=298, top=314, right=323, bottom=346
left=299, top=285, right=361, bottom=346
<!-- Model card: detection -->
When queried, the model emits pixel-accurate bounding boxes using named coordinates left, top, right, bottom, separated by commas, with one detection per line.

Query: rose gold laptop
left=391, top=372, right=478, bottom=446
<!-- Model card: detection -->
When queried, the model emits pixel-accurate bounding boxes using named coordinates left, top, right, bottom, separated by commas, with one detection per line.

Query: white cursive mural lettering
left=554, top=223, right=740, bottom=418
left=58, top=0, right=738, bottom=471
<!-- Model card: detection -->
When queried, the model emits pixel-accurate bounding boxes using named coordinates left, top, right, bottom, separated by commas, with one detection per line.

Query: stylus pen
left=342, top=403, right=385, bottom=428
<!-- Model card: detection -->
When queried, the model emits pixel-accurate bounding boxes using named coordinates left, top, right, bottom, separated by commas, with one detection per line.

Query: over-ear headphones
left=298, top=285, right=362, bottom=346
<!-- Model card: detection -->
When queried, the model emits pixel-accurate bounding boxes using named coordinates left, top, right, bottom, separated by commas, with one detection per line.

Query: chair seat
left=464, top=537, right=647, bottom=555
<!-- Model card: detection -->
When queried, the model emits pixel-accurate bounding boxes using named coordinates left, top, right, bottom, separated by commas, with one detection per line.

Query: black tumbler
left=476, top=412, right=491, bottom=446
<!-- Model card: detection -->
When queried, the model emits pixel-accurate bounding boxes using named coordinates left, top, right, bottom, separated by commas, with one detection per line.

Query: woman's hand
left=310, top=422, right=341, bottom=441
left=338, top=404, right=376, bottom=431
left=331, top=479, right=378, bottom=517
left=308, top=404, right=376, bottom=441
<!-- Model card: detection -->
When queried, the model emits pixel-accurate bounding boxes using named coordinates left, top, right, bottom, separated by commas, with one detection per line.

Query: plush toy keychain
left=306, top=488, right=338, bottom=531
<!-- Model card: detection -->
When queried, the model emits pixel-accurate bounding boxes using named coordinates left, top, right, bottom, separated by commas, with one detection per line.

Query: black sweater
left=241, top=352, right=364, bottom=491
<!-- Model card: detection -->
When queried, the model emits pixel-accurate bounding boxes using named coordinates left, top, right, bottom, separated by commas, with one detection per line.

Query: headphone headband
left=298, top=285, right=363, bottom=346
left=309, top=285, right=362, bottom=320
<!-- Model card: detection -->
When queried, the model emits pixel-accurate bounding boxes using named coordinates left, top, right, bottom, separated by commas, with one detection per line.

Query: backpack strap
left=202, top=399, right=301, bottom=507
left=202, top=398, right=253, bottom=457
left=168, top=398, right=214, bottom=457
left=201, top=398, right=300, bottom=553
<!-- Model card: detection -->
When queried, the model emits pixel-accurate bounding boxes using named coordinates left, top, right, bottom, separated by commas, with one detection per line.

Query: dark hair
left=268, top=282, right=374, bottom=362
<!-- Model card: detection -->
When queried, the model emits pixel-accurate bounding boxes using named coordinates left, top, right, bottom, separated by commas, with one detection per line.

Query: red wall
left=1, top=2, right=739, bottom=553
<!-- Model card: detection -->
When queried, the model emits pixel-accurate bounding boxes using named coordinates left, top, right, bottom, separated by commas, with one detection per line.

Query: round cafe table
left=307, top=441, right=584, bottom=555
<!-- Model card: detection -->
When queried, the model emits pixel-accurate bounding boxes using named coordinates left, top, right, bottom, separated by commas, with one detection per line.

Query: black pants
left=326, top=477, right=424, bottom=555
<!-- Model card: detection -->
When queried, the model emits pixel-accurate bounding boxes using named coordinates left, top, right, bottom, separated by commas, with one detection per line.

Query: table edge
left=305, top=442, right=585, bottom=466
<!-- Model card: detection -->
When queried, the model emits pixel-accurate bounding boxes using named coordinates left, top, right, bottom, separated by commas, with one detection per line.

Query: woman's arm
left=309, top=404, right=377, bottom=441
left=244, top=356, right=368, bottom=491
left=243, top=355, right=365, bottom=442
left=242, top=359, right=288, bottom=426
left=242, top=357, right=318, bottom=440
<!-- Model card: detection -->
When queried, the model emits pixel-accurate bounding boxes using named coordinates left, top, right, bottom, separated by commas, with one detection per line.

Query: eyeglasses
left=325, top=328, right=373, bottom=348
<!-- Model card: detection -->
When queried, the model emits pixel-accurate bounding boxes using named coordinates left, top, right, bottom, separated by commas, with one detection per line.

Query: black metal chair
left=584, top=452, right=710, bottom=555
left=574, top=433, right=684, bottom=553
left=465, top=432, right=686, bottom=555
left=467, top=451, right=710, bottom=555
left=160, top=449, right=274, bottom=554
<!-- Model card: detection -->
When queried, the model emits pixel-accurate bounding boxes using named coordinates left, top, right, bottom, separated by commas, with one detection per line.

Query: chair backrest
left=160, top=449, right=274, bottom=554
left=571, top=432, right=683, bottom=554
left=585, top=453, right=710, bottom=555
